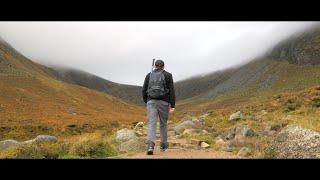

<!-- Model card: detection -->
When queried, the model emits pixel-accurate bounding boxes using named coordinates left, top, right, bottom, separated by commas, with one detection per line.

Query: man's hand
left=169, top=107, right=175, bottom=113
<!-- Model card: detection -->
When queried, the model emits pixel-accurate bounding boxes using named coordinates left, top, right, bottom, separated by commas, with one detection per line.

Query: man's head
left=155, top=59, right=164, bottom=70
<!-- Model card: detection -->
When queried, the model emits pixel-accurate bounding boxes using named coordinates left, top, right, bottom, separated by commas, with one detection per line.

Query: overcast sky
left=0, top=21, right=316, bottom=85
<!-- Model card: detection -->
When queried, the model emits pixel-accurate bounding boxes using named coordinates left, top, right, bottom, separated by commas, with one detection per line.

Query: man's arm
left=142, top=73, right=150, bottom=103
left=167, top=73, right=176, bottom=108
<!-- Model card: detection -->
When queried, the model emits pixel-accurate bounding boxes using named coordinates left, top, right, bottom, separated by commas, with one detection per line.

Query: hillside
left=52, top=68, right=143, bottom=106
left=175, top=24, right=320, bottom=110
left=0, top=37, right=146, bottom=141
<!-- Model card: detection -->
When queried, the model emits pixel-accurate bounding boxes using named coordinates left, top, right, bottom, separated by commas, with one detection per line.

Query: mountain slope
left=175, top=24, right=320, bottom=112
left=52, top=68, right=143, bottom=106
left=0, top=37, right=146, bottom=141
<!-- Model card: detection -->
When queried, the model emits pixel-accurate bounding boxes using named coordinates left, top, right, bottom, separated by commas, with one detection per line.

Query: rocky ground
left=111, top=111, right=320, bottom=159
left=2, top=111, right=320, bottom=159
left=112, top=113, right=243, bottom=159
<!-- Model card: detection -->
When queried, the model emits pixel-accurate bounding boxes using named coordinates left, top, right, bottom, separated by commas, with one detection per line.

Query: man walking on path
left=142, top=59, right=176, bottom=155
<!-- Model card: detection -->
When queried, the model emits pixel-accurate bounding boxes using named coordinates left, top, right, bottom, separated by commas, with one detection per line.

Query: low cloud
left=0, top=21, right=316, bottom=85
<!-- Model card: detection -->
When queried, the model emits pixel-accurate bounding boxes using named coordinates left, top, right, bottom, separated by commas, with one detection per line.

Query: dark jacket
left=142, top=69, right=175, bottom=108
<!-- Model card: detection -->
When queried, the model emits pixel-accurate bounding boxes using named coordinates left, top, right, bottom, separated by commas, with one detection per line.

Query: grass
left=67, top=132, right=117, bottom=158
left=0, top=142, right=66, bottom=159
left=0, top=131, right=119, bottom=159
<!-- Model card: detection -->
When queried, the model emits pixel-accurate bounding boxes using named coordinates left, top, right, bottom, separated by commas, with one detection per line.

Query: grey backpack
left=147, top=70, right=168, bottom=99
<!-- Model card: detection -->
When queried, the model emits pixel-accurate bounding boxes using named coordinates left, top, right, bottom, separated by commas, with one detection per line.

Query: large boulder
left=35, top=135, right=58, bottom=143
left=115, top=128, right=144, bottom=152
left=115, top=128, right=136, bottom=144
left=0, top=139, right=19, bottom=151
left=118, top=137, right=145, bottom=152
left=174, top=120, right=195, bottom=135
left=229, top=111, right=244, bottom=121
left=265, top=125, right=320, bottom=158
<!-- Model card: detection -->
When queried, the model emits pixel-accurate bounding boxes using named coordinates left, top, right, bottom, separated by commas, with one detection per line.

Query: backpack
left=147, top=70, right=168, bottom=99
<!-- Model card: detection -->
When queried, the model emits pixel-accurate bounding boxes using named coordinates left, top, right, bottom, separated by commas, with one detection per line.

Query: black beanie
left=155, top=59, right=164, bottom=67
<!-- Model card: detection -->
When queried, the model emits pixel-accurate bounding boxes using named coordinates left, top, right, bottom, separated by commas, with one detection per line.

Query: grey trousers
left=147, top=99, right=169, bottom=145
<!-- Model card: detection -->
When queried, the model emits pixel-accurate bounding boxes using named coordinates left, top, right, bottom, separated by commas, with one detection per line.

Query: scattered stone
left=134, top=122, right=144, bottom=130
left=0, top=139, right=19, bottom=151
left=265, top=125, right=320, bottom=158
left=235, top=125, right=255, bottom=139
left=225, top=125, right=255, bottom=140
left=200, top=142, right=210, bottom=148
left=225, top=127, right=237, bottom=140
left=229, top=111, right=244, bottom=121
left=35, top=135, right=58, bottom=143
left=174, top=120, right=195, bottom=135
left=237, top=147, right=252, bottom=157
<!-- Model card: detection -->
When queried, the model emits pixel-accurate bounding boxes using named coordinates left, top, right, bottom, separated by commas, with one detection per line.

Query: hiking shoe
left=146, top=141, right=155, bottom=155
left=160, top=142, right=169, bottom=152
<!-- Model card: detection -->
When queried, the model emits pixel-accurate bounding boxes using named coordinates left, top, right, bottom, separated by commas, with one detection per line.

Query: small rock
left=134, top=122, right=144, bottom=130
left=225, top=125, right=255, bottom=140
left=0, top=139, right=19, bottom=151
left=200, top=142, right=210, bottom=148
left=35, top=135, right=58, bottom=143
left=174, top=120, right=195, bottom=135
left=235, top=125, right=255, bottom=139
left=237, top=147, right=252, bottom=157
left=229, top=111, right=244, bottom=121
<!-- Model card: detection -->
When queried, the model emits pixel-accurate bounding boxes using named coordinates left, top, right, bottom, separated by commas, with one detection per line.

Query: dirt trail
left=113, top=121, right=239, bottom=159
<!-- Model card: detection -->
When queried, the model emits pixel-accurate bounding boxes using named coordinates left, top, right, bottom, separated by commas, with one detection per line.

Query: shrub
left=68, top=134, right=117, bottom=158
left=312, top=97, right=320, bottom=108
left=284, top=98, right=301, bottom=112
left=0, top=142, right=65, bottom=159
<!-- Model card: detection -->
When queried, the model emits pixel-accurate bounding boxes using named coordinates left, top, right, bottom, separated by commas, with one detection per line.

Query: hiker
left=142, top=59, right=176, bottom=155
